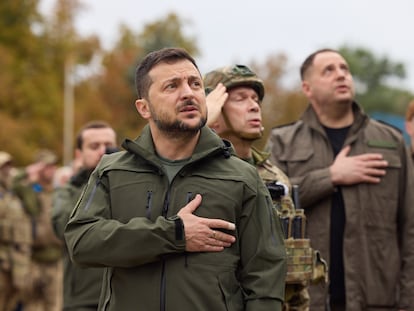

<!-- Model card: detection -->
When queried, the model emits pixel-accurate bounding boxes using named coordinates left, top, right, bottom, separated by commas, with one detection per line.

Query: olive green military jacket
left=267, top=103, right=414, bottom=311
left=65, top=125, right=287, bottom=311
left=52, top=168, right=103, bottom=310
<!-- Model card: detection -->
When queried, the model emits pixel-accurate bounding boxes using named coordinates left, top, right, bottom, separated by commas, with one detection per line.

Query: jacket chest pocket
left=108, top=174, right=165, bottom=222
left=171, top=179, right=242, bottom=222
left=369, top=149, right=401, bottom=202
left=281, top=145, right=329, bottom=176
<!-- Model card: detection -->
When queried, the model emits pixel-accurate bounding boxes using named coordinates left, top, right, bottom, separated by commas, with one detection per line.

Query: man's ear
left=135, top=99, right=151, bottom=120
left=301, top=80, right=311, bottom=98
left=74, top=148, right=81, bottom=160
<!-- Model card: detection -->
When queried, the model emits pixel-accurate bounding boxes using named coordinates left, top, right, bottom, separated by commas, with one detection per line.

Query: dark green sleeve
left=52, top=184, right=81, bottom=241
left=240, top=174, right=287, bottom=311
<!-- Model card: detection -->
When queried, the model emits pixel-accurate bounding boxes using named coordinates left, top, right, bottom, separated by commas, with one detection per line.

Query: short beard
left=154, top=117, right=207, bottom=139
left=150, top=99, right=207, bottom=138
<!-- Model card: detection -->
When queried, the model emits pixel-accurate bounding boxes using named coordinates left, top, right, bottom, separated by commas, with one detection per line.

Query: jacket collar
left=251, top=146, right=269, bottom=166
left=302, top=102, right=369, bottom=142
left=122, top=125, right=235, bottom=166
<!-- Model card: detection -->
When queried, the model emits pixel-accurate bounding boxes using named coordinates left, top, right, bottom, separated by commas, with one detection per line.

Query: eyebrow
left=164, top=74, right=201, bottom=83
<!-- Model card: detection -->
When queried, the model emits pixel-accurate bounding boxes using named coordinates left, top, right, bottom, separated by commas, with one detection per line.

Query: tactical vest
left=253, top=149, right=327, bottom=286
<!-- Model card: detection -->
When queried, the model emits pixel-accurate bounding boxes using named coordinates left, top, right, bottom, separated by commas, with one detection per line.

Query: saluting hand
left=206, top=83, right=228, bottom=127
left=178, top=194, right=236, bottom=252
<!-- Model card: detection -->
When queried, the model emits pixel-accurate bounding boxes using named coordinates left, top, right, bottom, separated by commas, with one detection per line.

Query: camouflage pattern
left=252, top=147, right=328, bottom=311
left=12, top=170, right=63, bottom=311
left=203, top=64, right=265, bottom=101
left=0, top=171, right=32, bottom=311
left=203, top=64, right=328, bottom=309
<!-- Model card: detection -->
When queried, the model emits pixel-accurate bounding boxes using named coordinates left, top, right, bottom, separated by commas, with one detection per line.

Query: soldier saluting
left=204, top=64, right=327, bottom=311
left=0, top=151, right=32, bottom=311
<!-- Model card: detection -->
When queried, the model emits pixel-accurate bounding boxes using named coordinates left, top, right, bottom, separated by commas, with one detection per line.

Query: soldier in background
left=0, top=151, right=32, bottom=311
left=204, top=64, right=327, bottom=311
left=52, top=120, right=117, bottom=311
left=12, top=149, right=63, bottom=311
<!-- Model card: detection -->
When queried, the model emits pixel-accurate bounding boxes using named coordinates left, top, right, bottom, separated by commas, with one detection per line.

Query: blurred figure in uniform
left=204, top=64, right=327, bottom=311
left=52, top=120, right=117, bottom=311
left=12, top=149, right=63, bottom=311
left=0, top=151, right=32, bottom=311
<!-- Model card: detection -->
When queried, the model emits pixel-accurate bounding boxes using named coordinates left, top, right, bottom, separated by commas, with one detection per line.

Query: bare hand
left=177, top=194, right=236, bottom=252
left=206, top=83, right=228, bottom=127
left=330, top=145, right=388, bottom=186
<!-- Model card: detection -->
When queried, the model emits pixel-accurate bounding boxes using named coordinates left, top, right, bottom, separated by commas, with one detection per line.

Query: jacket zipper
left=83, top=179, right=100, bottom=211
left=146, top=191, right=153, bottom=219
left=183, top=192, right=193, bottom=267
left=160, top=189, right=171, bottom=311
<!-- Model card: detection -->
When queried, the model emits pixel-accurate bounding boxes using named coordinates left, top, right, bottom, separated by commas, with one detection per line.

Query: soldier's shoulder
left=368, top=118, right=406, bottom=144
left=371, top=118, right=403, bottom=134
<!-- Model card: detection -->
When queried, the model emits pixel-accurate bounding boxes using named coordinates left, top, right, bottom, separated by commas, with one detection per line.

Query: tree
left=0, top=0, right=63, bottom=164
left=250, top=53, right=307, bottom=149
left=339, top=45, right=413, bottom=115
left=83, top=12, right=200, bottom=141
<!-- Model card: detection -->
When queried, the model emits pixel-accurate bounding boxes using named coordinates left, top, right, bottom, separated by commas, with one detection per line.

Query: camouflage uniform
left=12, top=151, right=63, bottom=311
left=203, top=65, right=328, bottom=310
left=0, top=152, right=32, bottom=311
left=252, top=147, right=328, bottom=311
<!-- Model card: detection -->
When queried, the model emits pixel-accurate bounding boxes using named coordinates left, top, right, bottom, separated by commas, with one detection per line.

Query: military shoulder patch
left=367, top=140, right=398, bottom=149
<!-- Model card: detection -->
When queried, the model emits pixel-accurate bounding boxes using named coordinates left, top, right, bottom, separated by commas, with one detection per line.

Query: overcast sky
left=40, top=0, right=414, bottom=92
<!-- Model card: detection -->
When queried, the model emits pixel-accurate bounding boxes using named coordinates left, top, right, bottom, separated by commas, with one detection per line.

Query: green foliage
left=92, top=12, right=201, bottom=142
left=1, top=4, right=413, bottom=166
left=338, top=45, right=413, bottom=115
left=0, top=0, right=42, bottom=55
left=250, top=54, right=307, bottom=149
left=138, top=13, right=199, bottom=58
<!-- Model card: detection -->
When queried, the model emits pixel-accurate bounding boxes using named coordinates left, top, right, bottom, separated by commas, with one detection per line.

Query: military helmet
left=203, top=64, right=265, bottom=101
left=34, top=149, right=58, bottom=165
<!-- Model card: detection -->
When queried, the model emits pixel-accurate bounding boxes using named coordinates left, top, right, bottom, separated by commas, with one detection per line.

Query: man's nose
left=248, top=99, right=260, bottom=112
left=98, top=145, right=107, bottom=156
left=180, top=83, right=196, bottom=99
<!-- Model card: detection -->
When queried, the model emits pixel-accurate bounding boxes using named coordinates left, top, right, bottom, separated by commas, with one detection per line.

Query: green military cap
left=203, top=64, right=265, bottom=101
left=34, top=149, right=58, bottom=165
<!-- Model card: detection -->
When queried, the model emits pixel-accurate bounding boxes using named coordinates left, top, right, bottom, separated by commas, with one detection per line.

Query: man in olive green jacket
left=52, top=121, right=117, bottom=311
left=267, top=48, right=414, bottom=311
left=64, top=48, right=287, bottom=311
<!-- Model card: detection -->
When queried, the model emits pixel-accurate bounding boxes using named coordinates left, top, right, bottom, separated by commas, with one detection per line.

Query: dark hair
left=135, top=47, right=199, bottom=99
left=300, top=48, right=339, bottom=81
left=76, top=120, right=113, bottom=150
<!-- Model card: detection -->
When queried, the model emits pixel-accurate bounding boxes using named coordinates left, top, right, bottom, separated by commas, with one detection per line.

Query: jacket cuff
left=168, top=215, right=184, bottom=241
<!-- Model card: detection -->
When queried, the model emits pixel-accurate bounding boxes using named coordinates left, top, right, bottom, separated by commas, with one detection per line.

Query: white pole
left=63, top=57, right=74, bottom=166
